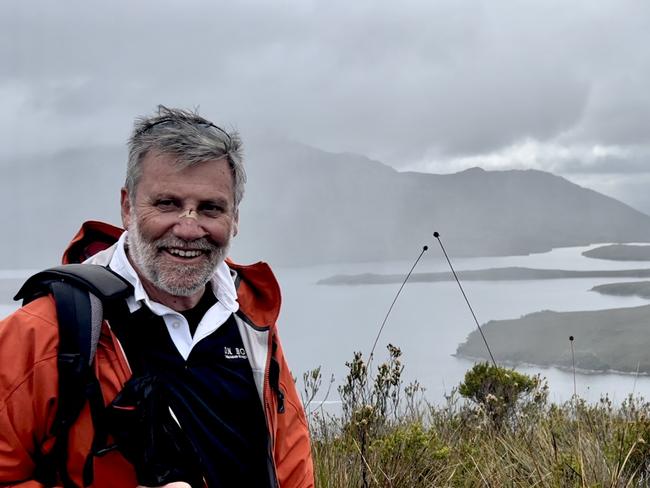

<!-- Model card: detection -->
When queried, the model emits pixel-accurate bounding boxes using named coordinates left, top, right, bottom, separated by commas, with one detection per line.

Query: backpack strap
left=15, top=264, right=132, bottom=488
left=14, top=264, right=132, bottom=305
left=268, top=340, right=285, bottom=414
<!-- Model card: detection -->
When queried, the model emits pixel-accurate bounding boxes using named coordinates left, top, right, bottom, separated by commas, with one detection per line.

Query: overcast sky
left=3, top=0, right=650, bottom=211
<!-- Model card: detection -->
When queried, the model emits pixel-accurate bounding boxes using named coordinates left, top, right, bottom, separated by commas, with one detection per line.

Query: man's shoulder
left=0, top=297, right=59, bottom=395
left=1, top=295, right=59, bottom=331
left=0, top=296, right=60, bottom=355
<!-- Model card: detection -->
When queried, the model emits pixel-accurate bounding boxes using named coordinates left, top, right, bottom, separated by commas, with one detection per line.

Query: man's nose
left=173, top=211, right=208, bottom=241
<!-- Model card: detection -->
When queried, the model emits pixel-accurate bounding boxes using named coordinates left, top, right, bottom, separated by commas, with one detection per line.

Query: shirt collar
left=108, top=231, right=239, bottom=315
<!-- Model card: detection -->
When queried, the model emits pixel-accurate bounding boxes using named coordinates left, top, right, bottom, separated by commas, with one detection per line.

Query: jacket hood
left=63, top=220, right=124, bottom=265
left=62, top=220, right=282, bottom=327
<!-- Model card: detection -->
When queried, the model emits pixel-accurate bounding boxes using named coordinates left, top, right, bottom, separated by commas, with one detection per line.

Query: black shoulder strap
left=268, top=340, right=285, bottom=414
left=15, top=263, right=132, bottom=304
left=15, top=264, right=132, bottom=488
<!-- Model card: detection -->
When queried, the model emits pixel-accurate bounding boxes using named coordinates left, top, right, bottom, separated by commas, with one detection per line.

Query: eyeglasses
left=136, top=116, right=233, bottom=145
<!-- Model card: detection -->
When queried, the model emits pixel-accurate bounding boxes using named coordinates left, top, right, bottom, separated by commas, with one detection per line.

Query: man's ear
left=232, top=209, right=239, bottom=237
left=120, top=188, right=131, bottom=228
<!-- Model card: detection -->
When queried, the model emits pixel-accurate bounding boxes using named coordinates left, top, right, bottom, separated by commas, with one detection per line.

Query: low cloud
left=2, top=0, right=649, bottom=193
left=406, top=140, right=650, bottom=175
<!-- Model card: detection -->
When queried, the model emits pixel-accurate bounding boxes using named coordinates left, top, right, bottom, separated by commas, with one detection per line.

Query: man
left=0, top=107, right=314, bottom=487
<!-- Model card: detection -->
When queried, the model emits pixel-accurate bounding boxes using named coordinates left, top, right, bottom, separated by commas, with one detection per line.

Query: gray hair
left=126, top=105, right=246, bottom=208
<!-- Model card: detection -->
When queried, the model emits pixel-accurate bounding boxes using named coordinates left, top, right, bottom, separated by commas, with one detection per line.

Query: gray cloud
left=559, top=152, right=650, bottom=175
left=2, top=0, right=649, bottom=181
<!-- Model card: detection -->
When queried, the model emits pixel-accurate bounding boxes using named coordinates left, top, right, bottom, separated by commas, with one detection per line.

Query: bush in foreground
left=458, top=361, right=547, bottom=428
left=304, top=347, right=650, bottom=487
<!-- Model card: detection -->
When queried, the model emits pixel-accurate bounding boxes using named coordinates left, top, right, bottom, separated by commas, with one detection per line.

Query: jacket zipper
left=264, top=331, right=280, bottom=488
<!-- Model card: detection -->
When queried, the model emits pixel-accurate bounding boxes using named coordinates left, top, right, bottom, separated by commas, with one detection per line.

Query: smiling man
left=123, top=149, right=238, bottom=308
left=0, top=107, right=314, bottom=488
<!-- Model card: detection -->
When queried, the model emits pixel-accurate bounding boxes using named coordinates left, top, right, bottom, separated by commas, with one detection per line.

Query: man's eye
left=200, top=203, right=225, bottom=216
left=156, top=199, right=179, bottom=210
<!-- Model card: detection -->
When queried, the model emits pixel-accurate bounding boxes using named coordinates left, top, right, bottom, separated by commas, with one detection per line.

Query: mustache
left=154, top=236, right=220, bottom=252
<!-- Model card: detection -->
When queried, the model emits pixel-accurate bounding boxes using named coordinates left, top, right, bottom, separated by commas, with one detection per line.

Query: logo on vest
left=224, top=346, right=248, bottom=360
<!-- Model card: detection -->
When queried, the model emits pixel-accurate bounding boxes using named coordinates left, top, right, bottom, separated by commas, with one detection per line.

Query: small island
left=318, top=266, right=650, bottom=286
left=583, top=244, right=650, bottom=261
left=591, top=281, right=650, bottom=300
left=456, top=304, right=650, bottom=374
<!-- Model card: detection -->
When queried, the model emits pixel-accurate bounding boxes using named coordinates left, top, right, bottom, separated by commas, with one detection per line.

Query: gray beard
left=127, top=218, right=229, bottom=297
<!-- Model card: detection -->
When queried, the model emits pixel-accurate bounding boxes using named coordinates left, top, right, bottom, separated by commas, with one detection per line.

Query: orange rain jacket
left=0, top=221, right=314, bottom=487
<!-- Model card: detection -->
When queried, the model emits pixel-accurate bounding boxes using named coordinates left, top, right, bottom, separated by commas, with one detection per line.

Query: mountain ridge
left=2, top=140, right=650, bottom=268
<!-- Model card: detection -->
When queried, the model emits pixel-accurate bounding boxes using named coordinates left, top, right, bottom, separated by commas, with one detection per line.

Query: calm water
left=2, top=244, right=650, bottom=405
left=273, top=244, right=650, bottom=405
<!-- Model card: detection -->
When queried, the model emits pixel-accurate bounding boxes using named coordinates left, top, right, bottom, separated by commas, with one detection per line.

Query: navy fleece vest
left=112, top=303, right=273, bottom=487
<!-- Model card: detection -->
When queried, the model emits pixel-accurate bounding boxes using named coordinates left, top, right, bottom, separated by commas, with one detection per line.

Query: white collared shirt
left=108, top=231, right=240, bottom=360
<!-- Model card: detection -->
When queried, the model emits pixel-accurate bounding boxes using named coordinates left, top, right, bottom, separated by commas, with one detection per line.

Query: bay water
left=273, top=244, right=650, bottom=406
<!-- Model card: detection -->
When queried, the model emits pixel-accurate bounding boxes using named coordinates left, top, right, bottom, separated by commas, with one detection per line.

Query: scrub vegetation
left=304, top=346, right=650, bottom=487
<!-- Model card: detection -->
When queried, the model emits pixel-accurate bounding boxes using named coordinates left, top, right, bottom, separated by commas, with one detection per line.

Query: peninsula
left=456, top=304, right=650, bottom=374
left=583, top=244, right=650, bottom=261
left=591, top=281, right=650, bottom=300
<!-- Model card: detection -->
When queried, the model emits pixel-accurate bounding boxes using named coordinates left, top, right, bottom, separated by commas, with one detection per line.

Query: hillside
left=3, top=140, right=650, bottom=268
left=456, top=304, right=650, bottom=373
left=239, top=141, right=650, bottom=264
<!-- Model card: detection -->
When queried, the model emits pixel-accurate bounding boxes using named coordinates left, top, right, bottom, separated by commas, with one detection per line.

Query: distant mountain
left=3, top=140, right=650, bottom=269
left=236, top=140, right=650, bottom=265
left=1, top=146, right=125, bottom=269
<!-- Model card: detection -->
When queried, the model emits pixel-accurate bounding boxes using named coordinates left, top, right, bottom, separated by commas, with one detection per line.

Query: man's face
left=120, top=151, right=239, bottom=297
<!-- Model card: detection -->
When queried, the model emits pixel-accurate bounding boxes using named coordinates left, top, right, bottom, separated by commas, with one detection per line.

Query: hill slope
left=236, top=140, right=650, bottom=264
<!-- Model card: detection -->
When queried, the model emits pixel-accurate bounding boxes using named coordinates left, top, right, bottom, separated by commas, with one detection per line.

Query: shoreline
left=455, top=353, right=650, bottom=378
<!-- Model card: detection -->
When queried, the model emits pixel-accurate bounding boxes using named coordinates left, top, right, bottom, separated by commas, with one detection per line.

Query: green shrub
left=458, top=362, right=545, bottom=427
